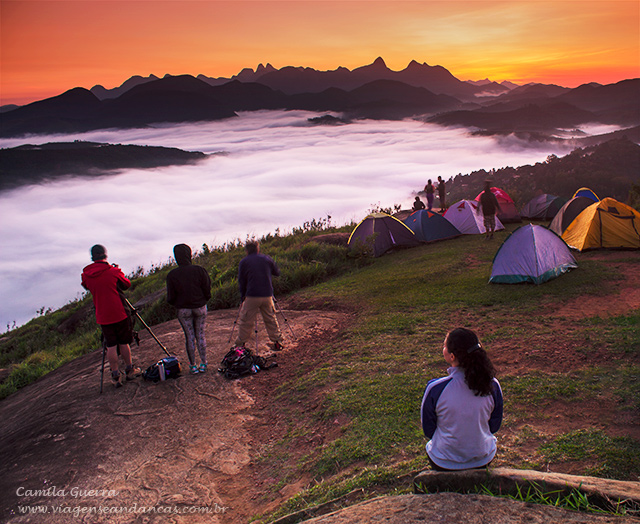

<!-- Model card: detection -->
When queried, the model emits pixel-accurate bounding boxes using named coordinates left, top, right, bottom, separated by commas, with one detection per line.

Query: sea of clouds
left=0, top=110, right=575, bottom=329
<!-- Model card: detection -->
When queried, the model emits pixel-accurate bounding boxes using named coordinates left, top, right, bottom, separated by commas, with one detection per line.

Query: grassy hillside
left=0, top=220, right=359, bottom=399
left=250, top=232, right=639, bottom=521
left=1, top=219, right=638, bottom=512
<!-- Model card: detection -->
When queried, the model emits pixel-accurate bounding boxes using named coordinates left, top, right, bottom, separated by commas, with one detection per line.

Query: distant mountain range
left=87, top=58, right=507, bottom=100
left=1, top=57, right=638, bottom=141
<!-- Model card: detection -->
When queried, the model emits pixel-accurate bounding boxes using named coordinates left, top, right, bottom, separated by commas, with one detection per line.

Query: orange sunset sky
left=1, top=0, right=639, bottom=106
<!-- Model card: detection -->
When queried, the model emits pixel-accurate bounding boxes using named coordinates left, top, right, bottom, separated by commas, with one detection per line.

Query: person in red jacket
left=81, top=244, right=141, bottom=388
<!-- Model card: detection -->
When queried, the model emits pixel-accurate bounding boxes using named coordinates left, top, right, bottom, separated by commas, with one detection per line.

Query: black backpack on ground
left=218, top=346, right=277, bottom=379
left=143, top=356, right=181, bottom=382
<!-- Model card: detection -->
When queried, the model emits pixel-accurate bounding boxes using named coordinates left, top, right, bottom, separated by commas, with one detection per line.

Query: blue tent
left=348, top=212, right=420, bottom=257
left=572, top=187, right=599, bottom=202
left=403, top=209, right=461, bottom=243
left=490, top=224, right=577, bottom=284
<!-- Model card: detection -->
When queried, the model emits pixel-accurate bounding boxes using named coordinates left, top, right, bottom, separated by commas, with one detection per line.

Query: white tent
left=443, top=199, right=505, bottom=235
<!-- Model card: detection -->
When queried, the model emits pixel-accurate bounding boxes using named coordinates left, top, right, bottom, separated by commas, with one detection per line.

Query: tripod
left=124, top=297, right=172, bottom=357
left=99, top=299, right=173, bottom=394
left=99, top=336, right=108, bottom=395
left=273, top=296, right=296, bottom=340
left=228, top=300, right=243, bottom=344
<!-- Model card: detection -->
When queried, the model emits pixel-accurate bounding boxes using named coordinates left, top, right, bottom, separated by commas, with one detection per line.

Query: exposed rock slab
left=298, top=492, right=638, bottom=523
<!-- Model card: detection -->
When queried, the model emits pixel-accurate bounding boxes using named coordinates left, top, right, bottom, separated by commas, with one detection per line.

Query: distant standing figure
left=234, top=241, right=284, bottom=352
left=421, top=327, right=503, bottom=471
left=437, top=176, right=446, bottom=212
left=167, top=244, right=212, bottom=374
left=477, top=182, right=501, bottom=239
left=81, top=244, right=141, bottom=388
left=412, top=196, right=426, bottom=211
left=424, top=179, right=435, bottom=211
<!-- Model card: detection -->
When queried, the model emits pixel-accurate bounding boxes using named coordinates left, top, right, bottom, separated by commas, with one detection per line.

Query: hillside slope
left=1, top=237, right=638, bottom=523
left=0, top=308, right=347, bottom=523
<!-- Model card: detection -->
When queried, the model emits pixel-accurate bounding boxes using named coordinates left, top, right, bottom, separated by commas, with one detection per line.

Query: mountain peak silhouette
left=4, top=58, right=637, bottom=139
left=351, top=57, right=390, bottom=76
left=369, top=57, right=388, bottom=70
left=256, top=63, right=276, bottom=75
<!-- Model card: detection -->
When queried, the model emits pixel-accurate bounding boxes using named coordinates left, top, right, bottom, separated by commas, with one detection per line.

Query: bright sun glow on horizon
left=1, top=0, right=639, bottom=106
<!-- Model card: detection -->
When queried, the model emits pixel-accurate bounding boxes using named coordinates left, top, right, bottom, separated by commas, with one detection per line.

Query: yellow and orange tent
left=562, top=198, right=640, bottom=251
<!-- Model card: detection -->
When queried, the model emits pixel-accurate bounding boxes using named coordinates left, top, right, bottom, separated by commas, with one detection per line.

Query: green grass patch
left=502, top=364, right=639, bottom=409
left=294, top=360, right=434, bottom=476
left=257, top=229, right=638, bottom=491
left=474, top=481, right=631, bottom=516
left=539, top=429, right=640, bottom=480
left=578, top=313, right=640, bottom=354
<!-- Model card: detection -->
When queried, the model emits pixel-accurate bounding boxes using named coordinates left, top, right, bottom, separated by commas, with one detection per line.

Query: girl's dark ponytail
left=446, top=328, right=496, bottom=396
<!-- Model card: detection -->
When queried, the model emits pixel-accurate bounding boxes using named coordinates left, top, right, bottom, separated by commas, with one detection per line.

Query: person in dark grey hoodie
left=166, top=244, right=212, bottom=374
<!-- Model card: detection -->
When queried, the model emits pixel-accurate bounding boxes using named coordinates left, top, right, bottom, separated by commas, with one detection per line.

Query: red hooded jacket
left=81, top=261, right=131, bottom=325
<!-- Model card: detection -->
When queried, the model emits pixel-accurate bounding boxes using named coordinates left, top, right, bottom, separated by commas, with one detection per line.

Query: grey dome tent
left=348, top=212, right=420, bottom=257
left=490, top=224, right=577, bottom=284
left=521, top=194, right=567, bottom=220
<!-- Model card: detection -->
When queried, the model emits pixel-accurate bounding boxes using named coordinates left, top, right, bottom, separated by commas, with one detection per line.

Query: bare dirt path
left=0, top=308, right=347, bottom=523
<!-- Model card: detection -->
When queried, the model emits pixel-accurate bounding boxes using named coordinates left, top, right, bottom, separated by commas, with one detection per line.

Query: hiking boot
left=111, top=371, right=123, bottom=388
left=273, top=341, right=284, bottom=351
left=125, top=365, right=142, bottom=381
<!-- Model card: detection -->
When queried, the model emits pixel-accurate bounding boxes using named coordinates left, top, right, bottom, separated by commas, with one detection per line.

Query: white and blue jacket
left=421, top=366, right=503, bottom=470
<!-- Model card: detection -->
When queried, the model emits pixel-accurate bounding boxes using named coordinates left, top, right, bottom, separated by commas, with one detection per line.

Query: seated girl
left=420, top=327, right=503, bottom=470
